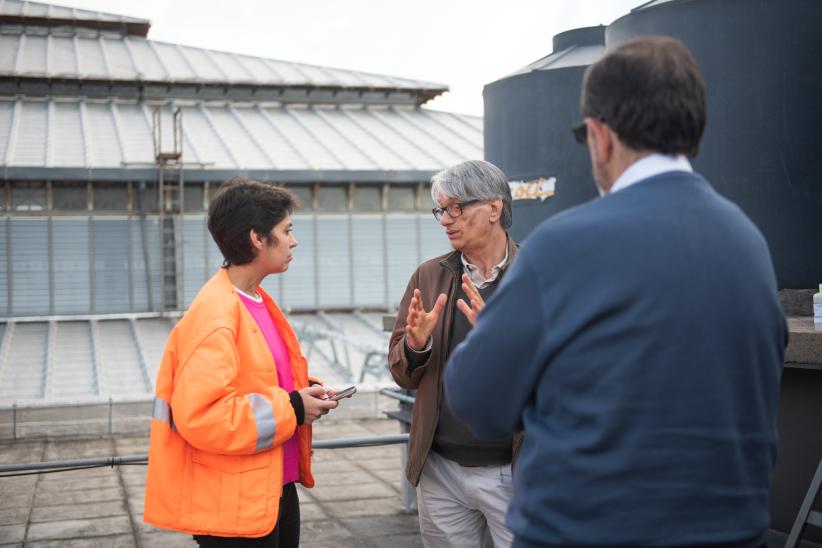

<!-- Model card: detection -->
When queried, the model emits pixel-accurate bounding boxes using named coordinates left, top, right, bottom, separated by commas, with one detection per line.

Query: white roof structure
left=0, top=312, right=393, bottom=407
left=0, top=1, right=468, bottom=412
left=0, top=26, right=446, bottom=93
left=0, top=0, right=482, bottom=182
left=0, top=98, right=482, bottom=180
left=0, top=0, right=149, bottom=27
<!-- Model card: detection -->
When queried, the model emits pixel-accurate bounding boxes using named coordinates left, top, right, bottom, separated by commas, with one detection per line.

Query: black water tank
left=605, top=0, right=822, bottom=289
left=484, top=26, right=605, bottom=244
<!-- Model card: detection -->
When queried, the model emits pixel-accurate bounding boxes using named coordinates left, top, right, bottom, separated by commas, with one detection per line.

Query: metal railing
left=380, top=387, right=416, bottom=406
left=0, top=434, right=410, bottom=475
left=380, top=387, right=417, bottom=513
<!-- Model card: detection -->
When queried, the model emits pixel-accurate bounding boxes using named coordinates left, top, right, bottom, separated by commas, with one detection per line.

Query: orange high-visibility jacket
left=144, top=268, right=314, bottom=538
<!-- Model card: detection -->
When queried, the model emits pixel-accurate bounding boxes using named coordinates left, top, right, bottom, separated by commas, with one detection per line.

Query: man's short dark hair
left=581, top=36, right=706, bottom=157
left=207, top=177, right=296, bottom=267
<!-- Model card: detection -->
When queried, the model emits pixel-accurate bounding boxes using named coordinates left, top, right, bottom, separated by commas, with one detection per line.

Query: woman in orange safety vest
left=144, top=177, right=338, bottom=547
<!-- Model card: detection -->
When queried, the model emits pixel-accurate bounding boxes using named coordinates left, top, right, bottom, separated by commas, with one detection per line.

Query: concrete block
left=323, top=496, right=406, bottom=519
left=26, top=515, right=132, bottom=541
left=0, top=524, right=25, bottom=544
left=309, top=481, right=396, bottom=502
left=34, top=486, right=122, bottom=506
left=30, top=500, right=127, bottom=523
left=370, top=468, right=405, bottom=488
left=119, top=472, right=147, bottom=488
left=43, top=439, right=113, bottom=460
left=299, top=519, right=361, bottom=547
left=375, top=533, right=424, bottom=548
left=0, top=492, right=34, bottom=510
left=25, top=534, right=136, bottom=547
left=311, top=459, right=362, bottom=474
left=0, top=441, right=45, bottom=463
left=138, top=529, right=197, bottom=547
left=352, top=456, right=403, bottom=472
left=311, top=468, right=375, bottom=487
left=113, top=437, right=149, bottom=455
left=0, top=507, right=29, bottom=526
left=35, top=473, right=121, bottom=493
left=339, top=514, right=421, bottom=537
left=786, top=317, right=822, bottom=365
left=299, top=502, right=328, bottom=521
left=0, top=475, right=37, bottom=493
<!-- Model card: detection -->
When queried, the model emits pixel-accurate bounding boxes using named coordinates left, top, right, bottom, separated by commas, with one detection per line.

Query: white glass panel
left=10, top=218, right=49, bottom=315
left=280, top=215, right=315, bottom=309
left=351, top=215, right=386, bottom=307
left=181, top=216, right=208, bottom=308
left=385, top=215, right=420, bottom=307
left=93, top=219, right=130, bottom=313
left=316, top=216, right=351, bottom=308
left=53, top=218, right=91, bottom=314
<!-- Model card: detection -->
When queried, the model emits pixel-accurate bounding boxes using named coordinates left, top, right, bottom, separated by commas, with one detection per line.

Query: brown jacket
left=388, top=237, right=521, bottom=486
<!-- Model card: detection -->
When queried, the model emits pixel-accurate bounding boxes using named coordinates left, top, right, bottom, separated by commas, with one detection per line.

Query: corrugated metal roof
left=0, top=0, right=149, bottom=25
left=0, top=97, right=483, bottom=177
left=0, top=26, right=448, bottom=97
left=0, top=313, right=394, bottom=405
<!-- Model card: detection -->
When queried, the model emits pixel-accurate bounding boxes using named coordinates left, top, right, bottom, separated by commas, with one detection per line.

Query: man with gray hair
left=388, top=159, right=519, bottom=548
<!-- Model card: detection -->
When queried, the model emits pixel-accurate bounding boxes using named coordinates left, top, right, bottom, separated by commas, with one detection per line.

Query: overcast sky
left=58, top=0, right=640, bottom=116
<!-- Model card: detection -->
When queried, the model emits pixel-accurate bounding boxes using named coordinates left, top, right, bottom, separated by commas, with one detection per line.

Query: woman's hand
left=299, top=385, right=337, bottom=424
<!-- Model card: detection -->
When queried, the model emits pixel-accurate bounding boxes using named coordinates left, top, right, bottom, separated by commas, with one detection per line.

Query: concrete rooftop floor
left=0, top=418, right=421, bottom=547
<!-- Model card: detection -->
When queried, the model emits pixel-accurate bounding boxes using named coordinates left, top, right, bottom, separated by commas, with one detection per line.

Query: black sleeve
left=404, top=337, right=432, bottom=371
left=289, top=390, right=305, bottom=425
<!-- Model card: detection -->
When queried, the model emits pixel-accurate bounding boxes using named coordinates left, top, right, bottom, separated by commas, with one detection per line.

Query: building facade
left=0, top=0, right=482, bottom=318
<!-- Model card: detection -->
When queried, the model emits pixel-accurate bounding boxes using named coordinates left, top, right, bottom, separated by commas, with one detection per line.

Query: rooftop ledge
left=785, top=317, right=822, bottom=369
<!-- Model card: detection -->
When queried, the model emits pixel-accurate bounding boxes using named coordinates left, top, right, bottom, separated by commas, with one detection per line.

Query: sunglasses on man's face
left=571, top=116, right=607, bottom=145
left=571, top=121, right=588, bottom=144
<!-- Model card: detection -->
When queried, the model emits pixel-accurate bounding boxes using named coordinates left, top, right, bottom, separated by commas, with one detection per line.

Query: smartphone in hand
left=329, top=386, right=357, bottom=401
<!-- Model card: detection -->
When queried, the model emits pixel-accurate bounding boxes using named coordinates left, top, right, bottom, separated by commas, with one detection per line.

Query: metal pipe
left=380, top=388, right=416, bottom=405
left=312, top=434, right=407, bottom=449
left=0, top=434, right=409, bottom=474
left=0, top=454, right=147, bottom=473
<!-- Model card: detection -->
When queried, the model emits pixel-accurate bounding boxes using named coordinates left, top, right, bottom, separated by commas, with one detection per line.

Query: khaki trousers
left=416, top=451, right=514, bottom=548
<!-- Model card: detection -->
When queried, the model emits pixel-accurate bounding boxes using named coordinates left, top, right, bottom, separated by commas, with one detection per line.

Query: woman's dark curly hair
left=207, top=177, right=296, bottom=267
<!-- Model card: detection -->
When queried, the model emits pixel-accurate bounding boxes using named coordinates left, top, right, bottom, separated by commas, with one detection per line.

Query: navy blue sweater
left=444, top=171, right=787, bottom=547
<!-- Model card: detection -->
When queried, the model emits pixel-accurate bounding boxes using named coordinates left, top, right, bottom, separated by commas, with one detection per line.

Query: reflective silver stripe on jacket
left=248, top=393, right=275, bottom=452
left=153, top=397, right=175, bottom=429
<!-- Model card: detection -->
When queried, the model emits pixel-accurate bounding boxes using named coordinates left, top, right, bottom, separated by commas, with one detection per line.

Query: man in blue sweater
left=443, top=36, right=787, bottom=548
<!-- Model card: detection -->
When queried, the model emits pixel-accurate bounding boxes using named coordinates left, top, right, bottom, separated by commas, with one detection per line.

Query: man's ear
left=587, top=117, right=613, bottom=165
left=488, top=198, right=503, bottom=223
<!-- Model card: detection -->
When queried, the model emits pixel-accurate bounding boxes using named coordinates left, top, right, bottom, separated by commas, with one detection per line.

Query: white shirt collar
left=461, top=245, right=509, bottom=289
left=234, top=286, right=262, bottom=302
left=610, top=153, right=693, bottom=194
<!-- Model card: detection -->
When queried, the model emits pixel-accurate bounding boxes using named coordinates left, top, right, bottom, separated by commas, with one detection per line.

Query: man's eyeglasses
left=432, top=199, right=482, bottom=222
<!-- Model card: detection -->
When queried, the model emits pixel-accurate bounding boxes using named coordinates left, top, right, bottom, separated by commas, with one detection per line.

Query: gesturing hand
left=456, top=274, right=485, bottom=326
left=405, top=289, right=447, bottom=351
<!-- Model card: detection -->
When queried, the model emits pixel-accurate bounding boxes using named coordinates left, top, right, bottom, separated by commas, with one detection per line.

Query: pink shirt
left=237, top=289, right=299, bottom=485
